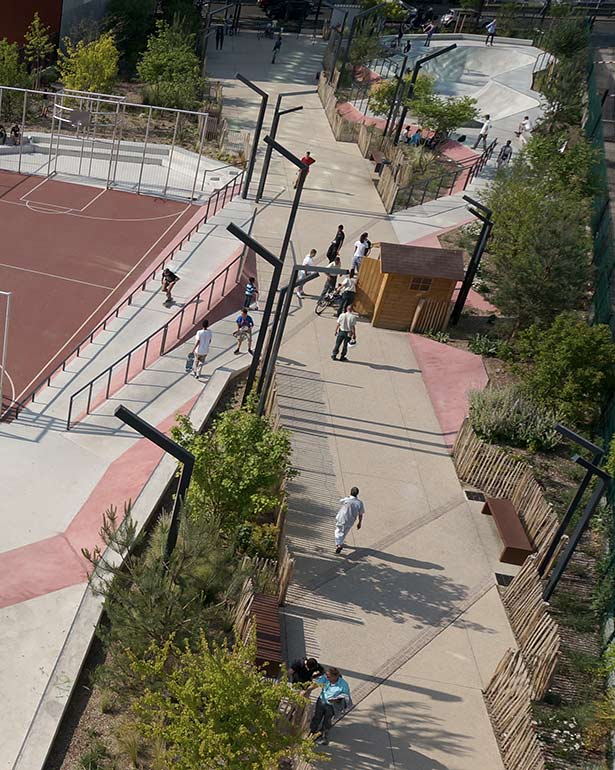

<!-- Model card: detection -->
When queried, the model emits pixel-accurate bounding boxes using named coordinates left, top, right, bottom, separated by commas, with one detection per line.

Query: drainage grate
left=495, top=573, right=514, bottom=587
left=464, top=489, right=486, bottom=502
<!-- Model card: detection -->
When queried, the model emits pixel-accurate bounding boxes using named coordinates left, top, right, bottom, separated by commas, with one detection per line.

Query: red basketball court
left=0, top=170, right=199, bottom=413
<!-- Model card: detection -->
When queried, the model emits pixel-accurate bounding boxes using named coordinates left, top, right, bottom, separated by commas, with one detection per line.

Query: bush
left=58, top=31, right=119, bottom=92
left=468, top=333, right=499, bottom=357
left=516, top=313, right=615, bottom=427
left=235, top=522, right=279, bottom=559
left=469, top=384, right=561, bottom=452
left=171, top=408, right=294, bottom=536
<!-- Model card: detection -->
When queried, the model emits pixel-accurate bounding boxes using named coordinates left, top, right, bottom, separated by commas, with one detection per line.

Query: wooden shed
left=354, top=242, right=465, bottom=332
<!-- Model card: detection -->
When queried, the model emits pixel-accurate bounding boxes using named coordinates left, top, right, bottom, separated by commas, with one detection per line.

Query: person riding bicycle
left=321, top=256, right=341, bottom=298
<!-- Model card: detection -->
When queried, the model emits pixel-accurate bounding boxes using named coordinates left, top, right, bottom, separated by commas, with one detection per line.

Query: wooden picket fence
left=503, top=551, right=561, bottom=700
left=483, top=648, right=546, bottom=770
left=453, top=419, right=559, bottom=552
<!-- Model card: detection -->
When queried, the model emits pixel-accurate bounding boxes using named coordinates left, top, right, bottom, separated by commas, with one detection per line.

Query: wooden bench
left=482, top=496, right=534, bottom=566
left=252, top=592, right=283, bottom=677
left=370, top=149, right=389, bottom=174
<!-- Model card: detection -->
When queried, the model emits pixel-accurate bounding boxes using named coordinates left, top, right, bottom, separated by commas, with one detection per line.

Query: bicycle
left=315, top=287, right=341, bottom=316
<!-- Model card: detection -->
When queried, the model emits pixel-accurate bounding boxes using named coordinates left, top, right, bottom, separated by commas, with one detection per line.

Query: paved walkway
left=205, top=31, right=529, bottom=770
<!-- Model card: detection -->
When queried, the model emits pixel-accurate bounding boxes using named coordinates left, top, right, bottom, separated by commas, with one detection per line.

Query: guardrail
left=392, top=138, right=497, bottom=212
left=8, top=169, right=244, bottom=420
left=66, top=249, right=244, bottom=431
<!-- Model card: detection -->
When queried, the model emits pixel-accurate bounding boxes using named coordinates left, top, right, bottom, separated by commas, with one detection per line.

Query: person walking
left=351, top=232, right=371, bottom=273
left=496, top=140, right=513, bottom=169
left=423, top=21, right=436, bottom=47
left=309, top=668, right=351, bottom=745
left=0, top=125, right=6, bottom=145
left=332, top=303, right=357, bottom=362
left=334, top=486, right=365, bottom=552
left=192, top=319, right=212, bottom=378
left=233, top=308, right=254, bottom=354
left=296, top=249, right=316, bottom=297
left=330, top=223, right=345, bottom=255
left=336, top=269, right=357, bottom=316
left=215, top=23, right=225, bottom=50
left=272, top=34, right=282, bottom=63
left=472, top=114, right=491, bottom=151
left=294, top=150, right=316, bottom=188
left=485, top=19, right=496, bottom=46
left=243, top=276, right=258, bottom=309
left=161, top=266, right=180, bottom=304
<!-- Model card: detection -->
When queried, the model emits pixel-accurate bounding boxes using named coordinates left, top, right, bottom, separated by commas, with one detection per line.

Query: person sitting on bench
left=309, top=668, right=351, bottom=745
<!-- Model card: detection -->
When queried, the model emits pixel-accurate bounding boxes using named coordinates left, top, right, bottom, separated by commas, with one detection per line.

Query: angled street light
left=392, top=44, right=457, bottom=144
left=450, top=195, right=492, bottom=325
left=257, top=263, right=348, bottom=415
left=114, top=405, right=194, bottom=563
left=255, top=88, right=317, bottom=202
left=236, top=74, right=269, bottom=199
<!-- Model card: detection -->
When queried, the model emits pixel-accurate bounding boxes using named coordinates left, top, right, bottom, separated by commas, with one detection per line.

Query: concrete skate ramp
left=406, top=45, right=540, bottom=120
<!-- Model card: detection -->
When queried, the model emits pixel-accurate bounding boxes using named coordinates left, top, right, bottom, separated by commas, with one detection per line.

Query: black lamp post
left=237, top=74, right=269, bottom=200
left=391, top=44, right=457, bottom=144
left=450, top=195, right=492, bottom=325
left=255, top=88, right=317, bottom=202
left=114, top=405, right=195, bottom=562
left=257, top=264, right=348, bottom=415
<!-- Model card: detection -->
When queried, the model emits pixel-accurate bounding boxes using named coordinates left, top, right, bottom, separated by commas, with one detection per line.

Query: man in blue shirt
left=309, top=667, right=351, bottom=745
left=234, top=308, right=254, bottom=355
left=243, top=276, right=258, bottom=309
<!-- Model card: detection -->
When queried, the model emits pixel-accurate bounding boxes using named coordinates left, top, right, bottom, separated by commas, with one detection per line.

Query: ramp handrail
left=65, top=249, right=244, bottom=430
left=9, top=169, right=244, bottom=419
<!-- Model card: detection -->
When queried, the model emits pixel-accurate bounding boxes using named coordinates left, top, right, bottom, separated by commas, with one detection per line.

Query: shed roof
left=378, top=242, right=465, bottom=281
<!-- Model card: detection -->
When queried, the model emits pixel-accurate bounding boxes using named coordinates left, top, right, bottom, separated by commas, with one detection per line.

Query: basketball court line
left=0, top=262, right=115, bottom=290
left=21, top=178, right=107, bottom=214
left=0, top=196, right=187, bottom=222
left=0, top=367, right=16, bottom=407
left=11, top=202, right=192, bottom=406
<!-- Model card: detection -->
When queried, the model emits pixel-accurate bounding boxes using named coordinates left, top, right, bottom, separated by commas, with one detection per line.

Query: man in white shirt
left=334, top=487, right=365, bottom=553
left=351, top=232, right=371, bottom=273
left=472, top=114, right=491, bottom=150
left=332, top=304, right=357, bottom=361
left=336, top=269, right=358, bottom=317
left=296, top=249, right=316, bottom=297
left=192, top=318, right=212, bottom=378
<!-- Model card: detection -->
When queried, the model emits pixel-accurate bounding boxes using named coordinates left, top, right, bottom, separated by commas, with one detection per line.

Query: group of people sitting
left=288, top=656, right=351, bottom=746
left=0, top=123, right=21, bottom=146
left=399, top=124, right=447, bottom=150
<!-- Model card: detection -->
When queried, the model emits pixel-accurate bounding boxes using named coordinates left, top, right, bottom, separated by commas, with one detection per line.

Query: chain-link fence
left=0, top=85, right=239, bottom=203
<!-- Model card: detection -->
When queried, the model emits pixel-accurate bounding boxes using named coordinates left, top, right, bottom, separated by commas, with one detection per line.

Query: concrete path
left=205, top=31, right=521, bottom=770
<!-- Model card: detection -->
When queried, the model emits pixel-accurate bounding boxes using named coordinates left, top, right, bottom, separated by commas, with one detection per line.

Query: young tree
left=58, top=31, right=119, bottom=92
left=171, top=408, right=294, bottom=534
left=516, top=313, right=615, bottom=426
left=412, top=93, right=478, bottom=139
left=368, top=72, right=433, bottom=117
left=82, top=504, right=244, bottom=697
left=347, top=32, right=383, bottom=68
left=483, top=171, right=591, bottom=327
left=0, top=39, right=31, bottom=119
left=360, top=0, right=408, bottom=20
left=130, top=634, right=317, bottom=770
left=24, top=13, right=54, bottom=89
left=137, top=20, right=204, bottom=109
left=106, top=0, right=157, bottom=75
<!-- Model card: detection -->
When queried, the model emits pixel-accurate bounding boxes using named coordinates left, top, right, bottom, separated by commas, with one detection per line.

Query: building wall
left=3, top=0, right=62, bottom=45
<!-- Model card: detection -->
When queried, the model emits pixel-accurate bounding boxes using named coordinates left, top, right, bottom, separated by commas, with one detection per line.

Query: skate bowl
left=384, top=44, right=541, bottom=121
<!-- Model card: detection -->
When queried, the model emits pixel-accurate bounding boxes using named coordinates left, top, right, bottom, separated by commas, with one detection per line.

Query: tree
left=170, top=408, right=295, bottom=534
left=521, top=130, right=598, bottom=199
left=24, top=13, right=54, bottom=89
left=483, top=172, right=591, bottom=327
left=0, top=39, right=31, bottom=119
left=137, top=20, right=204, bottom=109
left=347, top=32, right=383, bottom=68
left=543, top=16, right=589, bottom=58
left=58, top=31, right=119, bottom=92
left=360, top=0, right=408, bottom=21
left=82, top=504, right=244, bottom=697
left=412, top=93, right=479, bottom=139
left=106, top=0, right=157, bottom=75
left=368, top=72, right=433, bottom=117
left=516, top=313, right=615, bottom=426
left=130, top=633, right=317, bottom=770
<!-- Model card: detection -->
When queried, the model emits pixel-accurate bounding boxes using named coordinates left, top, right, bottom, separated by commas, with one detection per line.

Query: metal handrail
left=11, top=169, right=244, bottom=418
left=66, top=249, right=244, bottom=430
left=392, top=138, right=497, bottom=213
